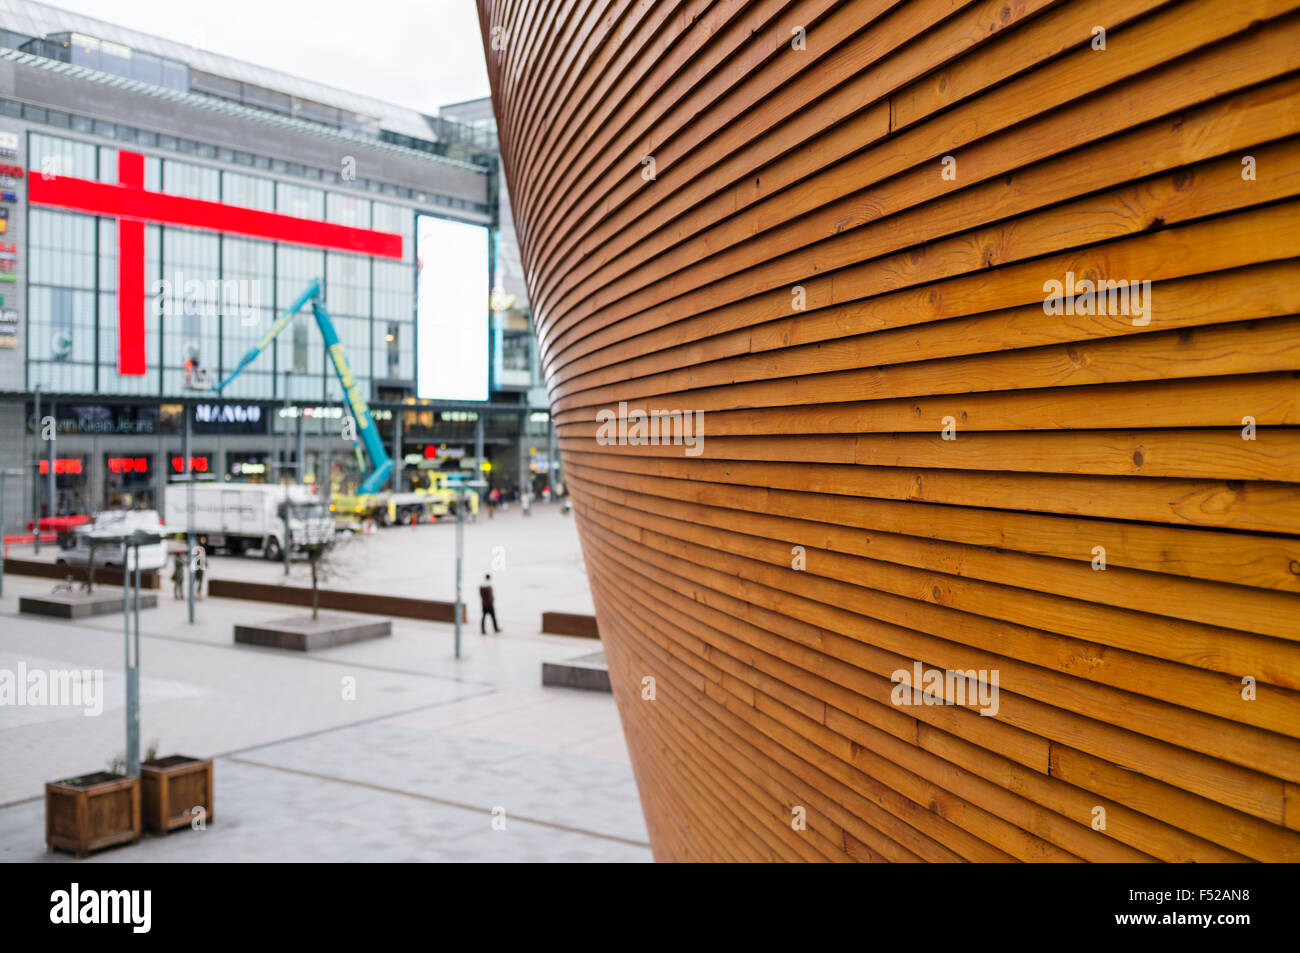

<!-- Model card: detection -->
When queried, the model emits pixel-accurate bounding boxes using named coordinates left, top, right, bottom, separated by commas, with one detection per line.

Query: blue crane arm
left=309, top=297, right=394, bottom=494
left=214, top=279, right=320, bottom=392
left=212, top=277, right=395, bottom=495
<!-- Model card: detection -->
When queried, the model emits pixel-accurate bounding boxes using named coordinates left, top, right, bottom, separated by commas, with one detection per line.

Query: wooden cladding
left=478, top=0, right=1300, bottom=861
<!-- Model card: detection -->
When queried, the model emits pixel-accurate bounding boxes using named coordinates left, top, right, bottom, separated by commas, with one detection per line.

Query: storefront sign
left=192, top=403, right=267, bottom=435
left=195, top=403, right=261, bottom=424
left=39, top=458, right=83, bottom=475
left=0, top=242, right=17, bottom=278
left=27, top=404, right=160, bottom=436
left=227, top=453, right=270, bottom=481
left=0, top=308, right=16, bottom=348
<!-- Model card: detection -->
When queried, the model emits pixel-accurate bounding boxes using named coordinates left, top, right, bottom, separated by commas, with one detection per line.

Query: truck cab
left=276, top=497, right=333, bottom=548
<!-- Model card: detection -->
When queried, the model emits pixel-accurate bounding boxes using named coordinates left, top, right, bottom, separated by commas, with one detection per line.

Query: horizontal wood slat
left=479, top=0, right=1300, bottom=861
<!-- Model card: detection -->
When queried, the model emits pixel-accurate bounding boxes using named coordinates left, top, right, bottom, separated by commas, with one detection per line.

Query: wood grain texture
left=478, top=0, right=1300, bottom=862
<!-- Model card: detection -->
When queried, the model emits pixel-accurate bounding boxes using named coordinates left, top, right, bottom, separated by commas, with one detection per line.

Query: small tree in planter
left=111, top=741, right=214, bottom=834
left=293, top=530, right=356, bottom=621
left=235, top=529, right=389, bottom=650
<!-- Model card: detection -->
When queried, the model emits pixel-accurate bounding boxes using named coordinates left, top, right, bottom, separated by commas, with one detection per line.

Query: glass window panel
left=371, top=202, right=413, bottom=263
left=161, top=60, right=188, bottom=92
left=325, top=252, right=370, bottom=317
left=160, top=228, right=220, bottom=395
left=161, top=158, right=219, bottom=200
left=133, top=51, right=162, bottom=86
left=97, top=146, right=117, bottom=183
left=68, top=33, right=100, bottom=71
left=276, top=246, right=326, bottom=401
left=276, top=182, right=324, bottom=220
left=221, top=171, right=275, bottom=211
left=219, top=237, right=274, bottom=397
left=29, top=132, right=95, bottom=180
left=241, top=84, right=291, bottom=115
left=100, top=40, right=131, bottom=79
left=326, top=192, right=370, bottom=228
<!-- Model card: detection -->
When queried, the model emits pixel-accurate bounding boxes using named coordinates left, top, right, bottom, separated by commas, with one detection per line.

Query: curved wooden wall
left=478, top=0, right=1300, bottom=861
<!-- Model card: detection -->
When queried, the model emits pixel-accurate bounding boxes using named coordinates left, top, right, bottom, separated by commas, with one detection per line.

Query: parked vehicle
left=332, top=471, right=477, bottom=527
left=56, top=509, right=169, bottom=571
left=163, top=482, right=333, bottom=559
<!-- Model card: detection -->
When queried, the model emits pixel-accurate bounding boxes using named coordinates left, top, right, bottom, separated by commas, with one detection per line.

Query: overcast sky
left=43, top=0, right=491, bottom=113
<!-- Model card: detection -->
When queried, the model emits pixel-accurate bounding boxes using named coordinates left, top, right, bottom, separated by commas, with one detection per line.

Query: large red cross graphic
left=28, top=149, right=404, bottom=375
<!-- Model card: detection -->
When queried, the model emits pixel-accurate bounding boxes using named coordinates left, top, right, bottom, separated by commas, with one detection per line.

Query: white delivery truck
left=164, top=482, right=334, bottom=559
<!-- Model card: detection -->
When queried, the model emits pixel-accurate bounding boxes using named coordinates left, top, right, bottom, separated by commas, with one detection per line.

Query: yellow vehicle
left=415, top=471, right=479, bottom=516
left=332, top=471, right=477, bottom=527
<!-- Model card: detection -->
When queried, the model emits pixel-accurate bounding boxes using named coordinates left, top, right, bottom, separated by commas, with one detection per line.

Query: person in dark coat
left=479, top=573, right=500, bottom=634
left=171, top=553, right=185, bottom=600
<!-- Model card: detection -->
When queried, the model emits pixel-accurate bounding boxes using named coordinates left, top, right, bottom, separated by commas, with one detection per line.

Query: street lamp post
left=454, top=488, right=464, bottom=659
left=125, top=533, right=142, bottom=776
left=31, top=386, right=40, bottom=555
left=85, top=526, right=161, bottom=779
left=282, top=474, right=292, bottom=577
left=184, top=401, right=196, bottom=623
left=454, top=480, right=488, bottom=660
left=47, top=399, right=56, bottom=525
left=281, top=372, right=295, bottom=577
left=0, top=467, right=26, bottom=599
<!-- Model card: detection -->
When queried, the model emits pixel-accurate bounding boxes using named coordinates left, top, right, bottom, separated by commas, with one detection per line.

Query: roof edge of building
left=0, top=46, right=487, bottom=175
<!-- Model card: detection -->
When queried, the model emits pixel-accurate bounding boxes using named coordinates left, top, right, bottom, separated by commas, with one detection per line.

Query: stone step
left=542, top=649, right=611, bottom=693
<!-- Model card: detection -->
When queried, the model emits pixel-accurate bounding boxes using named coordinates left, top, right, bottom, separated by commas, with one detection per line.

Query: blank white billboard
left=416, top=214, right=490, bottom=401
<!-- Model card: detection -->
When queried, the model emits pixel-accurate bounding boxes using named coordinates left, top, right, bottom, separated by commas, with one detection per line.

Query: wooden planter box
left=45, top=772, right=141, bottom=857
left=141, top=756, right=213, bottom=833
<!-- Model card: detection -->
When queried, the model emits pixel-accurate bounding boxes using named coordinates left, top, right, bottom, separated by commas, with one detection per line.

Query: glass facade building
left=0, top=2, right=553, bottom=527
left=24, top=130, right=418, bottom=406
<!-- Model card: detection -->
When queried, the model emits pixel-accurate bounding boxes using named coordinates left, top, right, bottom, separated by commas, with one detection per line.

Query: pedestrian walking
left=192, top=544, right=206, bottom=600
left=171, top=552, right=185, bottom=600
left=479, top=573, right=500, bottom=635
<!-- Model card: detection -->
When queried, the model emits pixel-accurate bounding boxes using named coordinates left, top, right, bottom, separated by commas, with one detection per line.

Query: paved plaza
left=0, top=504, right=651, bottom=862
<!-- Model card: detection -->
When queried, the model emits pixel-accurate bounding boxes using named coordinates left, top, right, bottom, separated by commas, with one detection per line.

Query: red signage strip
left=26, top=149, right=406, bottom=376
left=118, top=150, right=146, bottom=375
left=29, top=172, right=404, bottom=259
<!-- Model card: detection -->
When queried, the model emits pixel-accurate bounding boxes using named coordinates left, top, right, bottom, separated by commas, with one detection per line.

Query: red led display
left=171, top=455, right=210, bottom=473
left=107, top=456, right=150, bottom=474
